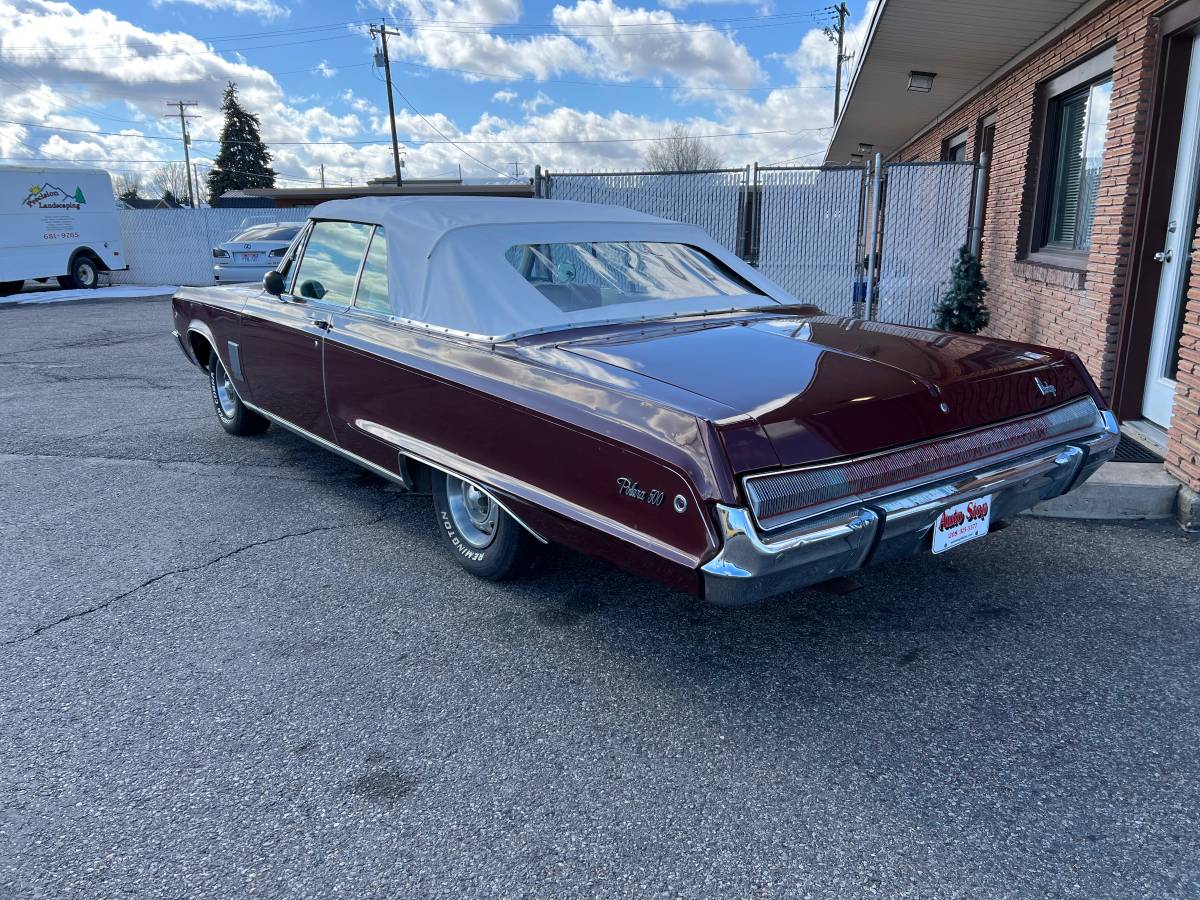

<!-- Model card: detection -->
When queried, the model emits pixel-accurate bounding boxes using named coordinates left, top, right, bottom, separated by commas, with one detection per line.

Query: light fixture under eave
left=908, top=71, right=936, bottom=93
left=857, top=142, right=874, bottom=153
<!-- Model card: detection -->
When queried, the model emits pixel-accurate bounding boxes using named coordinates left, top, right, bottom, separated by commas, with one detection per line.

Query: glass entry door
left=1144, top=34, right=1200, bottom=428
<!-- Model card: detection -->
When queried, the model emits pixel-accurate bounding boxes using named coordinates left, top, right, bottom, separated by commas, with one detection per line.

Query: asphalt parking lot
left=2, top=295, right=1198, bottom=898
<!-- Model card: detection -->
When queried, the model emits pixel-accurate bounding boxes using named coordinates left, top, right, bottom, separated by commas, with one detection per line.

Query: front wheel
left=208, top=354, right=269, bottom=436
left=431, top=470, right=541, bottom=580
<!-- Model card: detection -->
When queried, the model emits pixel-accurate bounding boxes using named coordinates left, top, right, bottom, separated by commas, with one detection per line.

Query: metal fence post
left=969, top=151, right=988, bottom=256
left=533, top=164, right=542, bottom=198
left=863, top=152, right=884, bottom=322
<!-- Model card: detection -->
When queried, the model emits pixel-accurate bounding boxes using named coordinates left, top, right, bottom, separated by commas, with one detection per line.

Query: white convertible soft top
left=309, top=196, right=793, bottom=341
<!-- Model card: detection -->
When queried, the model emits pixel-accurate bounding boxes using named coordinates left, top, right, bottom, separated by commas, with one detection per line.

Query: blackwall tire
left=208, top=355, right=270, bottom=436
left=431, top=470, right=540, bottom=581
left=61, top=256, right=99, bottom=290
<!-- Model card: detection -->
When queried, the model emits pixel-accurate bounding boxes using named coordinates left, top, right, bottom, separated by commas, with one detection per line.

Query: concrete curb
left=1029, top=461, right=1180, bottom=521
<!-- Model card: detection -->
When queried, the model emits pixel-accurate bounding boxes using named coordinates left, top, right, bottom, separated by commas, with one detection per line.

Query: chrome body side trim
left=702, top=411, right=1120, bottom=606
left=353, top=418, right=707, bottom=562
left=240, top=398, right=419, bottom=494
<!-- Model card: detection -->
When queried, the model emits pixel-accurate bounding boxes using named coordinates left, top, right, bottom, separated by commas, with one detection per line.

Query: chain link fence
left=873, top=162, right=976, bottom=328
left=111, top=207, right=313, bottom=285
left=754, top=165, right=868, bottom=315
left=541, top=169, right=746, bottom=254
left=540, top=160, right=978, bottom=328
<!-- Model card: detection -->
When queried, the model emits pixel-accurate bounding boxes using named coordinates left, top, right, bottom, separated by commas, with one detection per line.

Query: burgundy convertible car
left=172, top=197, right=1118, bottom=604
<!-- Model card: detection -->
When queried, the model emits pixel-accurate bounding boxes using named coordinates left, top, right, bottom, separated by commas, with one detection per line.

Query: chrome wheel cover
left=77, top=263, right=95, bottom=287
left=213, top=360, right=238, bottom=418
left=446, top=476, right=499, bottom=549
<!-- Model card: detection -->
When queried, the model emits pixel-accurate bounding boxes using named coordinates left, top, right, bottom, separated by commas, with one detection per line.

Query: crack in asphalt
left=2, top=495, right=412, bottom=647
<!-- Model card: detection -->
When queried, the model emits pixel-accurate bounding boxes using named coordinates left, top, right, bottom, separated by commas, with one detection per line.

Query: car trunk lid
left=560, top=314, right=1092, bottom=472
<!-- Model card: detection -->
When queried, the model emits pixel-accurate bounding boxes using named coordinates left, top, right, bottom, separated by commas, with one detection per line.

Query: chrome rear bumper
left=701, top=410, right=1120, bottom=606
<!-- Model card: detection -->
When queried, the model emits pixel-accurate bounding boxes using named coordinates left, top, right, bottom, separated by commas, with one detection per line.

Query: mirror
left=263, top=270, right=285, bottom=296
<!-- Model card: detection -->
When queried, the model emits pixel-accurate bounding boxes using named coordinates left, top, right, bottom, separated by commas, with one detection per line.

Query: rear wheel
left=208, top=354, right=269, bottom=436
left=58, top=255, right=99, bottom=290
left=431, top=470, right=541, bottom=580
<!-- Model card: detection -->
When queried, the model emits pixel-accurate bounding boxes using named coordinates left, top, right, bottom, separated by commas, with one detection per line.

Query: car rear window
left=233, top=224, right=301, bottom=242
left=504, top=241, right=764, bottom=313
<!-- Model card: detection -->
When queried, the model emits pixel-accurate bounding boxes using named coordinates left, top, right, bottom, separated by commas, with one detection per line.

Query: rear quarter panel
left=323, top=318, right=730, bottom=591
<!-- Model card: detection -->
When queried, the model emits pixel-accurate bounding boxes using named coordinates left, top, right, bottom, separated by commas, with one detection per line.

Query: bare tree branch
left=642, top=125, right=725, bottom=172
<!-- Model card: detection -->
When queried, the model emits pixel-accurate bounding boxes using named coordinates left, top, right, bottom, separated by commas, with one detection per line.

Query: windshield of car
left=233, top=224, right=301, bottom=243
left=504, top=241, right=765, bottom=313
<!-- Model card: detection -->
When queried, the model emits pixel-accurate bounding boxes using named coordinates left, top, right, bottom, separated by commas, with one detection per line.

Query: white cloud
left=315, top=61, right=338, bottom=79
left=521, top=91, right=553, bottom=114
left=151, top=0, right=289, bottom=20
left=552, top=0, right=765, bottom=89
left=0, top=0, right=859, bottom=186
left=373, top=0, right=762, bottom=89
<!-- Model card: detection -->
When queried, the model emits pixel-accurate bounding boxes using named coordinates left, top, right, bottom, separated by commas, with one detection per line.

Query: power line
left=0, top=10, right=830, bottom=54
left=0, top=117, right=828, bottom=146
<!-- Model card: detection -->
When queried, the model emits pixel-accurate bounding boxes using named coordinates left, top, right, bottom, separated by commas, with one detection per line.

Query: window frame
left=288, top=218, right=374, bottom=307
left=1027, top=45, right=1115, bottom=267
left=941, top=129, right=968, bottom=162
left=349, top=225, right=392, bottom=318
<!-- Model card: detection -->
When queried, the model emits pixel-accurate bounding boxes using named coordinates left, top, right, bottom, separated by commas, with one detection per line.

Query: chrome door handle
left=309, top=316, right=331, bottom=331
left=1153, top=249, right=1172, bottom=263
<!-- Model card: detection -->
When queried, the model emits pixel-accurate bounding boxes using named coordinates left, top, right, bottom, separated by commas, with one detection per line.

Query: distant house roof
left=120, top=196, right=186, bottom=210
left=826, top=0, right=1098, bottom=162
left=216, top=178, right=533, bottom=208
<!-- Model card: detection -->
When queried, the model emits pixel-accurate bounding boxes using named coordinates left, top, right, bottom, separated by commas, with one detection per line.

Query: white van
left=0, top=165, right=127, bottom=296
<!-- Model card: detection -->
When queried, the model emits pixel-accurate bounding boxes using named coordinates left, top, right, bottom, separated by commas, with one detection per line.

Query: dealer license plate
left=235, top=252, right=261, bottom=263
left=931, top=494, right=992, bottom=554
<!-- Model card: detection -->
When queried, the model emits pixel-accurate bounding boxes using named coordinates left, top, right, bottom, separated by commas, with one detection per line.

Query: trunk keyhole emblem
left=939, top=402, right=950, bottom=413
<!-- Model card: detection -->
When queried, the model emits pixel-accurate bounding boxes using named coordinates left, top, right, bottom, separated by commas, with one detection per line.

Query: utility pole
left=826, top=4, right=850, bottom=121
left=165, top=101, right=200, bottom=207
left=509, top=160, right=523, bottom=179
left=320, top=163, right=325, bottom=188
left=370, top=20, right=404, bottom=187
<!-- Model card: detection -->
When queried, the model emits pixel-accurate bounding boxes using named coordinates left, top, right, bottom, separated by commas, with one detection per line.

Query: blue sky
left=0, top=0, right=874, bottom=191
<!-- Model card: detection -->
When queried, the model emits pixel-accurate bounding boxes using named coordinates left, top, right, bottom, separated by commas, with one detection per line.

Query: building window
left=1032, top=48, right=1114, bottom=257
left=942, top=130, right=968, bottom=162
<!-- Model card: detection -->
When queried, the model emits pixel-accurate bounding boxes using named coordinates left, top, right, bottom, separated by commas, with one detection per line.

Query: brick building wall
left=893, top=0, right=1200, bottom=495
left=1164, top=212, right=1200, bottom=489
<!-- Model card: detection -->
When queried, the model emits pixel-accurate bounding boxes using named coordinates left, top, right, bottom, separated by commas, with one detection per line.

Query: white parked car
left=212, top=222, right=303, bottom=283
left=0, top=164, right=127, bottom=295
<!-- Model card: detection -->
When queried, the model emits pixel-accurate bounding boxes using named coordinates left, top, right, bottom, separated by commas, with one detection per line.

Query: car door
left=322, top=225, right=411, bottom=471
left=239, top=219, right=373, bottom=440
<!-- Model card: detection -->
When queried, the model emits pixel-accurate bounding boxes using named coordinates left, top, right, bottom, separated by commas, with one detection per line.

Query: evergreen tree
left=206, top=82, right=276, bottom=203
left=934, top=245, right=991, bottom=334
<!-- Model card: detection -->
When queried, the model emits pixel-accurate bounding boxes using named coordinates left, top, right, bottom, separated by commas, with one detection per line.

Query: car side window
left=354, top=227, right=390, bottom=315
left=292, top=220, right=372, bottom=304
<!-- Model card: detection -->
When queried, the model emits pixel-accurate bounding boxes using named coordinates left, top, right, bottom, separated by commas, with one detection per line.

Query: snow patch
left=0, top=284, right=179, bottom=305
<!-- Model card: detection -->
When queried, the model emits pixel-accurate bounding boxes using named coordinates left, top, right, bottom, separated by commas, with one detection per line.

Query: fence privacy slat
left=544, top=171, right=745, bottom=254
left=755, top=166, right=866, bottom=315
left=874, top=163, right=976, bottom=328
left=111, top=207, right=313, bottom=286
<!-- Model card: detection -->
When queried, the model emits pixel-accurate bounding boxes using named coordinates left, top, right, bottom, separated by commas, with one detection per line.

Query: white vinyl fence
left=111, top=207, right=313, bottom=285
